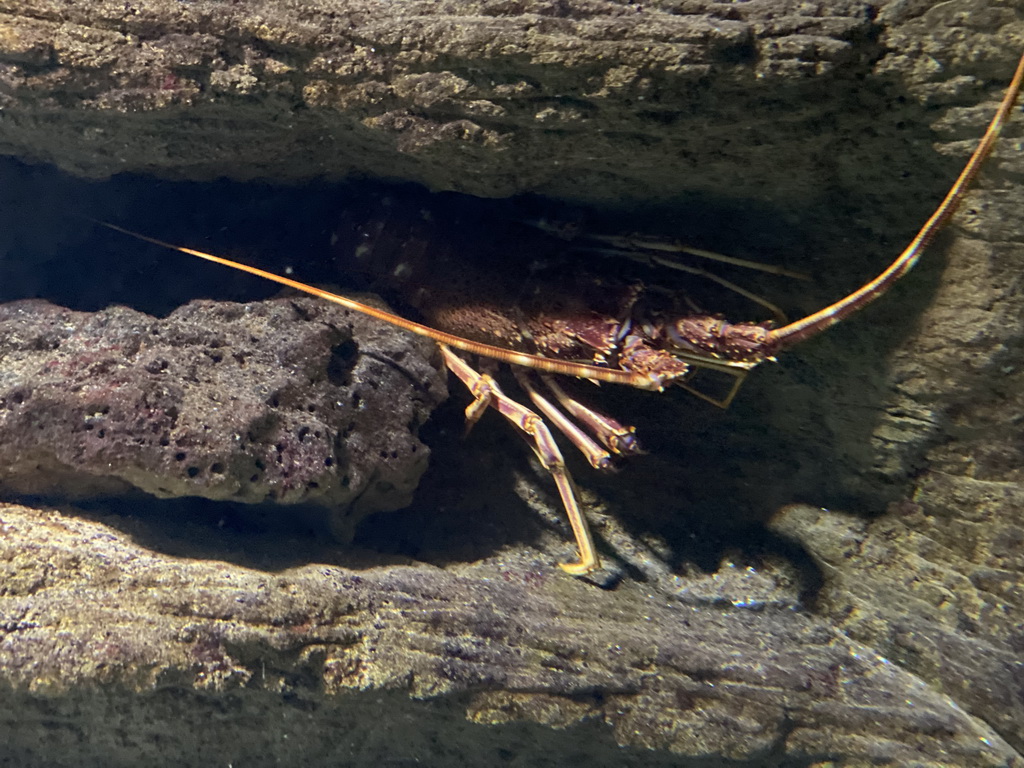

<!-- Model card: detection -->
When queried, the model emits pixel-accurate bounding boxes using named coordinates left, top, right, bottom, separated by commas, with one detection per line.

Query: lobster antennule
left=768, top=49, right=1024, bottom=351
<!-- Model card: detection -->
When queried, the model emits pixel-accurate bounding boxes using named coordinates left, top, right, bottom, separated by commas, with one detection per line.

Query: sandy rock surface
left=2, top=0, right=884, bottom=200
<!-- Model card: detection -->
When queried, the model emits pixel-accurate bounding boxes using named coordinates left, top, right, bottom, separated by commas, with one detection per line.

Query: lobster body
left=330, top=192, right=776, bottom=385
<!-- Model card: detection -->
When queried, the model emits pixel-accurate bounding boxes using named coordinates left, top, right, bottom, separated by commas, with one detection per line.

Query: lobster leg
left=539, top=375, right=642, bottom=457
left=439, top=345, right=600, bottom=576
left=572, top=235, right=805, bottom=323
left=511, top=369, right=616, bottom=471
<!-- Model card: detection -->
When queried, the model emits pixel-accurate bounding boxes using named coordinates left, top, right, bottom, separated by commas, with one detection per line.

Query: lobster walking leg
left=439, top=345, right=600, bottom=575
left=539, top=375, right=641, bottom=457
left=579, top=233, right=811, bottom=279
left=512, top=369, right=616, bottom=471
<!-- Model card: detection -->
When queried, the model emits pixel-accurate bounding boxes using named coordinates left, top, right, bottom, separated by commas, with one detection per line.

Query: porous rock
left=0, top=296, right=447, bottom=540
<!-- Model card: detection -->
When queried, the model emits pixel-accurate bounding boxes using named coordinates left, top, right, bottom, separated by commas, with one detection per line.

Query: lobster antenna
left=770, top=50, right=1024, bottom=349
left=94, top=222, right=656, bottom=387
left=94, top=221, right=752, bottom=390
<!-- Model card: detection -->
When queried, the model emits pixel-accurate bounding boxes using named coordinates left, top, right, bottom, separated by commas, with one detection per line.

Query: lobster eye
left=665, top=322, right=692, bottom=350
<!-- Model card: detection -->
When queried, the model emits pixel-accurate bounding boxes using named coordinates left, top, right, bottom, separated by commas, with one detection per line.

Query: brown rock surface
left=0, top=296, right=447, bottom=540
left=0, top=0, right=879, bottom=201
left=0, top=500, right=1018, bottom=767
left=772, top=494, right=1024, bottom=756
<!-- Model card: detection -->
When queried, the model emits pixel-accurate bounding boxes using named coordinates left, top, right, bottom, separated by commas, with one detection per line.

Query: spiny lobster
left=101, top=50, right=1024, bottom=576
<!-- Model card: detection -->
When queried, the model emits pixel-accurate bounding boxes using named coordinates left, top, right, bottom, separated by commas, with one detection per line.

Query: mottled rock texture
left=1, top=0, right=1023, bottom=765
left=773, top=487, right=1024, bottom=754
left=0, top=501, right=1018, bottom=767
left=0, top=297, right=447, bottom=539
left=0, top=0, right=1013, bottom=212
left=0, top=0, right=887, bottom=201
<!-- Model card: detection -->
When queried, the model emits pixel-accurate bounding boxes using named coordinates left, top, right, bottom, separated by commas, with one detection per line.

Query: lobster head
left=664, top=315, right=780, bottom=364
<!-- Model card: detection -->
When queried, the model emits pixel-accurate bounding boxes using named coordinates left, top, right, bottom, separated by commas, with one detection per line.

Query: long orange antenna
left=95, top=221, right=673, bottom=389
left=770, top=50, right=1024, bottom=349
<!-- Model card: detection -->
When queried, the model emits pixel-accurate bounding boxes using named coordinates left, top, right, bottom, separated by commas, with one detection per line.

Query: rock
left=0, top=0, right=1009, bottom=210
left=0, top=297, right=447, bottom=540
left=772, top=492, right=1024, bottom=752
left=0, top=500, right=1017, bottom=767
